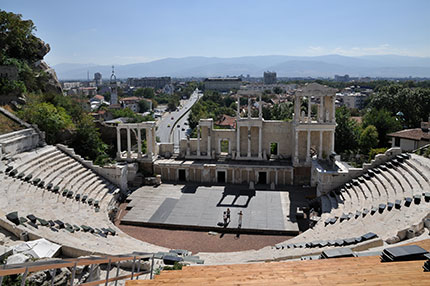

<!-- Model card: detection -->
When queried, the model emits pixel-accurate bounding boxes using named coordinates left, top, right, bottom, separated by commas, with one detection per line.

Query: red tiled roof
left=388, top=128, right=430, bottom=141
left=215, top=115, right=237, bottom=128
left=120, top=96, right=140, bottom=102
left=92, top=95, right=104, bottom=101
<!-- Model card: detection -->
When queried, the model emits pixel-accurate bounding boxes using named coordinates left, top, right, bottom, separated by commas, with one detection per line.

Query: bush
left=163, top=262, right=183, bottom=271
left=368, top=147, right=388, bottom=161
left=18, top=101, right=74, bottom=144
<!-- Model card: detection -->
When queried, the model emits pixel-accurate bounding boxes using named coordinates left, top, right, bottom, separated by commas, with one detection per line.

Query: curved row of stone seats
left=5, top=167, right=103, bottom=211
left=283, top=153, right=430, bottom=251
left=4, top=146, right=118, bottom=211
left=1, top=151, right=168, bottom=256
left=6, top=210, right=117, bottom=237
left=275, top=232, right=378, bottom=250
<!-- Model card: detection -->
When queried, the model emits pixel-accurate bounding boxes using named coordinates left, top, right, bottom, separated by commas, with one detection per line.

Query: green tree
left=362, top=108, right=402, bottom=147
left=370, top=84, right=430, bottom=128
left=335, top=106, right=360, bottom=154
left=134, top=87, right=154, bottom=99
left=71, top=114, right=110, bottom=165
left=138, top=100, right=150, bottom=112
left=18, top=101, right=74, bottom=144
left=0, top=10, right=43, bottom=63
left=359, top=125, right=379, bottom=154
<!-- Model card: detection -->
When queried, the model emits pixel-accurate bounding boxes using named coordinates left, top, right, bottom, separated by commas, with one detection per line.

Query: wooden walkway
left=127, top=244, right=430, bottom=285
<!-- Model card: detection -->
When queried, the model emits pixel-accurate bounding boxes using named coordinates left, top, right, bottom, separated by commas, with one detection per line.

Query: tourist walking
left=226, top=208, right=231, bottom=223
left=238, top=211, right=243, bottom=229
left=223, top=211, right=228, bottom=226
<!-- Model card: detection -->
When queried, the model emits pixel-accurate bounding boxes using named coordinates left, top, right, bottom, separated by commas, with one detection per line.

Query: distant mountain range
left=53, top=54, right=430, bottom=80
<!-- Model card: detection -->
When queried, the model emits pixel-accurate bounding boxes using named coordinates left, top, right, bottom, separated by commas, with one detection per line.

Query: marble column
left=137, top=128, right=142, bottom=159
left=306, top=130, right=311, bottom=163
left=207, top=127, right=211, bottom=158
left=319, top=131, right=323, bottom=159
left=331, top=131, right=335, bottom=153
left=275, top=169, right=278, bottom=185
left=332, top=95, right=336, bottom=123
left=320, top=96, right=324, bottom=122
left=197, top=125, right=201, bottom=156
left=308, top=95, right=312, bottom=123
left=294, top=131, right=299, bottom=163
left=294, top=96, right=301, bottom=123
left=259, top=94, right=262, bottom=119
left=248, top=96, right=251, bottom=119
left=116, top=127, right=121, bottom=158
left=247, top=126, right=251, bottom=158
left=258, top=126, right=262, bottom=159
left=148, top=127, right=153, bottom=157
left=237, top=94, right=240, bottom=118
left=126, top=127, right=131, bottom=158
left=236, top=125, right=240, bottom=158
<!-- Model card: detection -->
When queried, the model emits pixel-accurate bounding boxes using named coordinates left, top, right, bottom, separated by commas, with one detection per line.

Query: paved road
left=156, top=89, right=200, bottom=143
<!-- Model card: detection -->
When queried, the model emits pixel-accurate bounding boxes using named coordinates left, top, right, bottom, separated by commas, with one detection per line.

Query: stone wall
left=312, top=147, right=402, bottom=196
left=56, top=144, right=128, bottom=192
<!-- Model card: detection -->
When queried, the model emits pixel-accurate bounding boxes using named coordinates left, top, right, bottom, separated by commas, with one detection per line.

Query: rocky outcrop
left=34, top=60, right=63, bottom=94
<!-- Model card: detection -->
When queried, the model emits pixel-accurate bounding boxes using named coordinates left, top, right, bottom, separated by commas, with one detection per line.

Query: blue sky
left=2, top=0, right=430, bottom=65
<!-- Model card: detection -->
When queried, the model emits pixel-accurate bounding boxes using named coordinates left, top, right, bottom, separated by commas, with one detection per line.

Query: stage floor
left=120, top=184, right=314, bottom=234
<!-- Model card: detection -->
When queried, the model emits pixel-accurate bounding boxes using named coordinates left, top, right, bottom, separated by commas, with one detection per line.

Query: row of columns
left=236, top=125, right=263, bottom=159
left=294, top=129, right=335, bottom=164
left=237, top=94, right=263, bottom=119
left=117, top=125, right=154, bottom=159
left=236, top=93, right=263, bottom=159
left=195, top=125, right=210, bottom=157
left=294, top=95, right=336, bottom=124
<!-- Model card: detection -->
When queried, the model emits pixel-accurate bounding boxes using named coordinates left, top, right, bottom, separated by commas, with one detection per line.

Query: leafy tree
left=167, top=100, right=177, bottom=111
left=362, top=108, right=401, bottom=147
left=138, top=100, right=150, bottom=112
left=0, top=10, right=43, bottom=63
left=71, top=114, right=111, bottom=165
left=335, top=106, right=360, bottom=154
left=369, top=84, right=430, bottom=128
left=134, top=87, right=154, bottom=99
left=18, top=101, right=74, bottom=144
left=359, top=125, right=379, bottom=153
left=273, top=87, right=284, bottom=94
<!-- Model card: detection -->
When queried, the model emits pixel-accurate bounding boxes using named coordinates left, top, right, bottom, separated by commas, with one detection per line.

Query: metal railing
left=0, top=252, right=156, bottom=286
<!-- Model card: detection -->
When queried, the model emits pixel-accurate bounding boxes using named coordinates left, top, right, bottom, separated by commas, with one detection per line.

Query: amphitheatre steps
left=282, top=153, right=430, bottom=249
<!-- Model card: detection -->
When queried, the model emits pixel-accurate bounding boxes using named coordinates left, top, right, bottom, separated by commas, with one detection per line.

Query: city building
left=110, top=66, right=118, bottom=105
left=334, top=74, right=350, bottom=82
left=203, top=78, right=242, bottom=91
left=388, top=119, right=430, bottom=151
left=89, top=94, right=108, bottom=110
left=338, top=92, right=368, bottom=109
left=94, top=72, right=102, bottom=86
left=127, top=77, right=171, bottom=89
left=263, top=71, right=277, bottom=84
left=119, top=97, right=152, bottom=113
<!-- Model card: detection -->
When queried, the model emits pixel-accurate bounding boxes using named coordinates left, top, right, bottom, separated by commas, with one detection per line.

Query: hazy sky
left=2, top=0, right=430, bottom=65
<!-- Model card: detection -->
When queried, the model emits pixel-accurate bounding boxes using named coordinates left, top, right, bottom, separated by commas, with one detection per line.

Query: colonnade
left=236, top=94, right=264, bottom=159
left=116, top=122, right=156, bottom=160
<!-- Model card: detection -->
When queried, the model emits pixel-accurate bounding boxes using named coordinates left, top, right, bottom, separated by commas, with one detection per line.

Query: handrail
left=0, top=253, right=156, bottom=285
